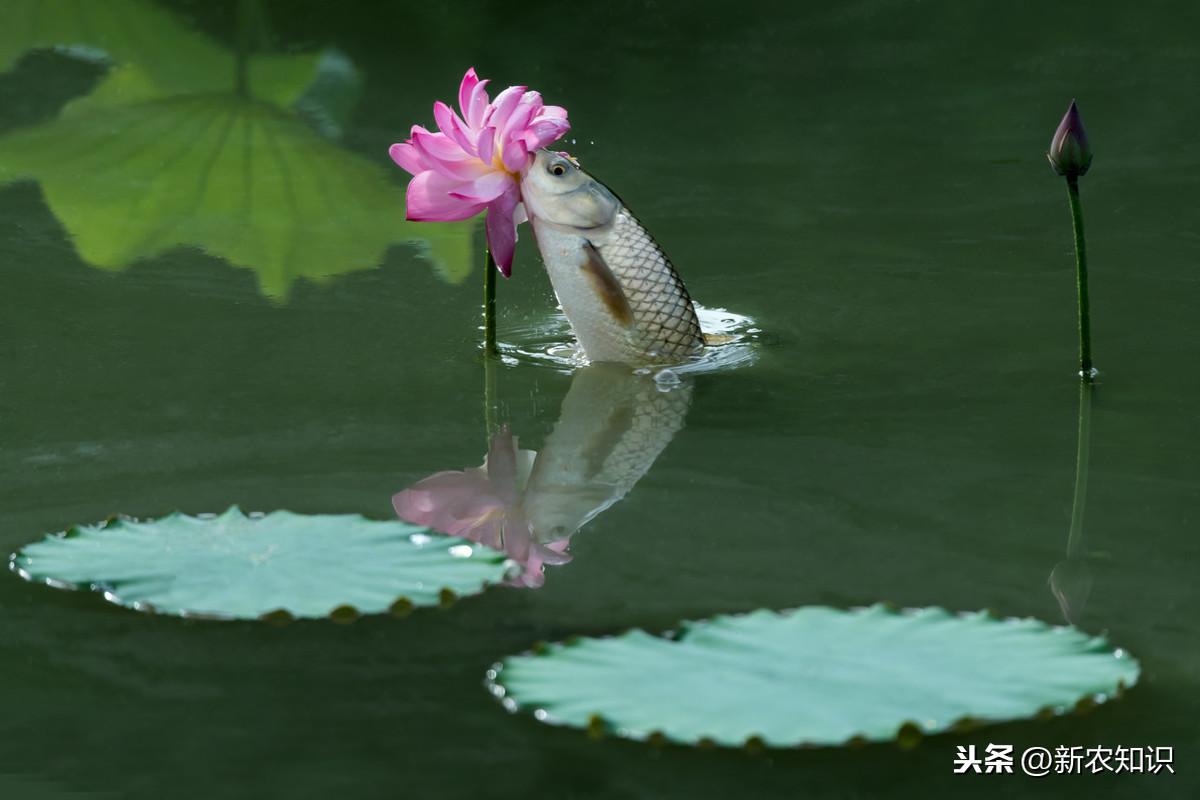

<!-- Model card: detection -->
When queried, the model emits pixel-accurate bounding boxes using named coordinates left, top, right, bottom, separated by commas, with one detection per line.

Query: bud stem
left=483, top=247, right=498, bottom=357
left=1065, top=176, right=1093, bottom=379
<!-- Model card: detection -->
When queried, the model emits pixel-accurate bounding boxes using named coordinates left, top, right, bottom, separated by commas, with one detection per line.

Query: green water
left=2, top=1, right=1197, bottom=797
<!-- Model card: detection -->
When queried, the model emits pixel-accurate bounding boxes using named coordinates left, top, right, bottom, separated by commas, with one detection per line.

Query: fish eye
left=549, top=161, right=568, bottom=177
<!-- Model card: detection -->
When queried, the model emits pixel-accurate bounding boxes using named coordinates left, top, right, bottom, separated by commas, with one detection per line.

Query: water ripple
left=493, top=304, right=761, bottom=375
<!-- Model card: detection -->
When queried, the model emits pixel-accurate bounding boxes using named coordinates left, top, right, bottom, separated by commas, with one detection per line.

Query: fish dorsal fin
left=580, top=242, right=633, bottom=326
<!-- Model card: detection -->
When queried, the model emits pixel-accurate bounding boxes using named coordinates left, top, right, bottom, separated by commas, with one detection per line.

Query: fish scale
left=596, top=209, right=704, bottom=362
left=525, top=364, right=693, bottom=541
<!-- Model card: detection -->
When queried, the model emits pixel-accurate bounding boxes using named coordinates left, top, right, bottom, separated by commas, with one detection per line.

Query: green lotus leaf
left=10, top=507, right=511, bottom=620
left=0, top=0, right=319, bottom=111
left=489, top=604, right=1139, bottom=748
left=0, top=93, right=473, bottom=299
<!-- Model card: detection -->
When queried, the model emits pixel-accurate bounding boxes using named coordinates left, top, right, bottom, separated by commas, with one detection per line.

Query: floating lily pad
left=10, top=508, right=511, bottom=620
left=488, top=605, right=1139, bottom=748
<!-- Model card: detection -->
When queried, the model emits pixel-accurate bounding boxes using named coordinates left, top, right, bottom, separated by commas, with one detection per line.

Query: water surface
left=1, top=1, right=1197, bottom=797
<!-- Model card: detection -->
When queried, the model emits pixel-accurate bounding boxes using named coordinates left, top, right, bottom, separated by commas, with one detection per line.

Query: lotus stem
left=483, top=350, right=498, bottom=437
left=484, top=248, right=498, bottom=357
left=1066, top=379, right=1092, bottom=558
left=1066, top=176, right=1093, bottom=379
left=483, top=247, right=498, bottom=436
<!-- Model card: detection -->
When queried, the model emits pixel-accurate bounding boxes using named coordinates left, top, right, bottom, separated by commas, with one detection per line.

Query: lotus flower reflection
left=393, top=427, right=571, bottom=588
left=389, top=68, right=570, bottom=275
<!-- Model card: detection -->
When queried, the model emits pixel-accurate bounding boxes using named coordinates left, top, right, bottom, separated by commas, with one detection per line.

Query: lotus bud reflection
left=1049, top=559, right=1092, bottom=625
left=393, top=365, right=692, bottom=587
left=1047, top=100, right=1093, bottom=179
left=1050, top=382, right=1094, bottom=624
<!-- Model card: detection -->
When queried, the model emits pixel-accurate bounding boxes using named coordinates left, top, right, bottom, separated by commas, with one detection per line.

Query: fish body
left=520, top=150, right=704, bottom=365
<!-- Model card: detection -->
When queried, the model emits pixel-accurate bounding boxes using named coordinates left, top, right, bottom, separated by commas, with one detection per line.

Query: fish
left=520, top=149, right=705, bottom=365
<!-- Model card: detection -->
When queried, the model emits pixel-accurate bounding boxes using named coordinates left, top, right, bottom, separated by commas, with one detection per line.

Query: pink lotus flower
left=389, top=68, right=570, bottom=276
left=392, top=426, right=572, bottom=588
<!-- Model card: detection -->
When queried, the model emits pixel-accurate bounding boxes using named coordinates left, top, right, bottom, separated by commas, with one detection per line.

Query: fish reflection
left=393, top=364, right=692, bottom=587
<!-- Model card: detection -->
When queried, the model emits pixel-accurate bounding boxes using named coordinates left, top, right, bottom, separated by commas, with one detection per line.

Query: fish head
left=520, top=149, right=618, bottom=230
left=526, top=483, right=615, bottom=544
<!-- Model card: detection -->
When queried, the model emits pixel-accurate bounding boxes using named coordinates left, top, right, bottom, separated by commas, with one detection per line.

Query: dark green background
left=1, top=1, right=1196, bottom=797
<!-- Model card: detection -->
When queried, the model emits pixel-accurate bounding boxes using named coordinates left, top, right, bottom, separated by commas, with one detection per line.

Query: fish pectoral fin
left=580, top=242, right=633, bottom=326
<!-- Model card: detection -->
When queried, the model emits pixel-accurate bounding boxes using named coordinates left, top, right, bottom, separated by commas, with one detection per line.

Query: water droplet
left=534, top=709, right=549, bottom=721
left=409, top=533, right=432, bottom=546
left=448, top=544, right=473, bottom=558
left=654, top=368, right=680, bottom=387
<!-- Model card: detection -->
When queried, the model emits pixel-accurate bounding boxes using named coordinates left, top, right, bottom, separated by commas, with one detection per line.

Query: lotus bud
left=1047, top=100, right=1093, bottom=178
